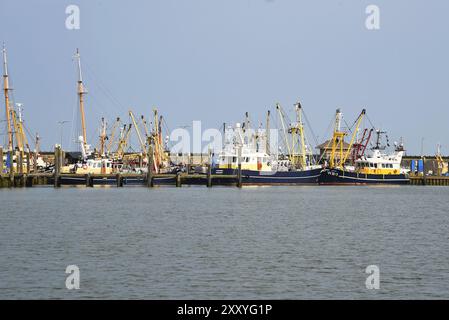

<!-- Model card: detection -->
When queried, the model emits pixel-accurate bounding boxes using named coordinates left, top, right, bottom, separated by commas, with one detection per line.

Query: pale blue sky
left=1, top=0, right=448, bottom=154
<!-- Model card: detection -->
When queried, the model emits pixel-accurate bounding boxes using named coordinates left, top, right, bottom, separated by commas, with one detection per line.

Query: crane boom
left=129, top=110, right=146, bottom=155
left=342, top=109, right=366, bottom=165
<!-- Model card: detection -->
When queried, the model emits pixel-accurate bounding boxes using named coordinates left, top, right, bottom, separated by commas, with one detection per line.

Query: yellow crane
left=436, top=144, right=448, bottom=176
left=106, top=117, right=121, bottom=155
left=329, top=109, right=365, bottom=169
left=275, top=102, right=310, bottom=169
left=10, top=104, right=33, bottom=172
left=116, top=124, right=133, bottom=159
left=11, top=110, right=23, bottom=151
left=129, top=110, right=147, bottom=156
left=151, top=108, right=170, bottom=171
left=140, top=115, right=150, bottom=138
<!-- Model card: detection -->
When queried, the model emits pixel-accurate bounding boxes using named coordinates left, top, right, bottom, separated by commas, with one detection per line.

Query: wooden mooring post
left=26, top=151, right=31, bottom=174
left=18, top=151, right=23, bottom=175
left=207, top=149, right=212, bottom=187
left=176, top=172, right=182, bottom=187
left=24, top=151, right=32, bottom=187
left=116, top=173, right=123, bottom=187
left=53, top=146, right=61, bottom=188
left=18, top=151, right=24, bottom=187
left=146, top=142, right=154, bottom=187
left=86, top=173, right=93, bottom=187
left=0, top=147, right=3, bottom=174
left=422, top=157, right=427, bottom=186
left=33, top=151, right=38, bottom=173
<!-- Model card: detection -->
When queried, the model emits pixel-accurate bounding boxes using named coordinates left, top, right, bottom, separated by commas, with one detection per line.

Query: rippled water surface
left=0, top=186, right=448, bottom=299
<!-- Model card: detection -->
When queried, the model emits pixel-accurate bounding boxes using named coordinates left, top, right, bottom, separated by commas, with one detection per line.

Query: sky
left=0, top=0, right=448, bottom=154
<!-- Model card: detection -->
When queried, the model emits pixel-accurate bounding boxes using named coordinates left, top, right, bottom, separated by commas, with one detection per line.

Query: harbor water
left=0, top=186, right=448, bottom=299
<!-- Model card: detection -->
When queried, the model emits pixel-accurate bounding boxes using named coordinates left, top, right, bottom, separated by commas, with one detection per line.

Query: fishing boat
left=212, top=102, right=322, bottom=185
left=2, top=45, right=45, bottom=173
left=318, top=109, right=409, bottom=185
left=58, top=49, right=118, bottom=176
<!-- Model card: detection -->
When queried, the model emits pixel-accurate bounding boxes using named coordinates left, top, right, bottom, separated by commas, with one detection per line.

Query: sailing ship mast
left=74, top=49, right=88, bottom=156
left=2, top=44, right=13, bottom=152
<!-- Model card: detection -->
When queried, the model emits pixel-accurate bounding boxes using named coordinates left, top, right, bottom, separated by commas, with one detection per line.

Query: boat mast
left=74, top=48, right=88, bottom=152
left=275, top=103, right=293, bottom=159
left=106, top=117, right=120, bottom=155
left=294, top=102, right=307, bottom=168
left=35, top=133, right=40, bottom=155
left=129, top=110, right=146, bottom=156
left=265, top=110, right=270, bottom=155
left=99, top=117, right=107, bottom=157
left=341, top=109, right=366, bottom=165
left=329, top=109, right=346, bottom=169
left=2, top=44, right=13, bottom=151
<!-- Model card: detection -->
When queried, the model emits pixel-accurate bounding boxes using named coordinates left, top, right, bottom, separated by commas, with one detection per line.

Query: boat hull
left=318, top=168, right=409, bottom=185
left=211, top=168, right=321, bottom=185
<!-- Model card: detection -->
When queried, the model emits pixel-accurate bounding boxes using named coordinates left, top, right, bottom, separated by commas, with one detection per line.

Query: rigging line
left=82, top=58, right=127, bottom=113
left=22, top=123, right=36, bottom=143
left=88, top=89, right=119, bottom=117
left=302, top=109, right=319, bottom=148
left=83, top=71, right=124, bottom=115
left=321, top=115, right=334, bottom=144
left=343, top=118, right=352, bottom=134
left=161, top=116, right=171, bottom=137
left=365, top=113, right=376, bottom=130
left=69, top=97, right=78, bottom=151
left=345, top=109, right=367, bottom=134
left=274, top=108, right=287, bottom=155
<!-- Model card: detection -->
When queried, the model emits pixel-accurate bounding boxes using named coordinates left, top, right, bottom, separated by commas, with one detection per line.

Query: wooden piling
left=86, top=173, right=93, bottom=187
left=18, top=152, right=25, bottom=187
left=422, top=157, right=427, bottom=186
left=116, top=173, right=123, bottom=187
left=33, top=151, right=38, bottom=173
left=207, top=149, right=212, bottom=187
left=176, top=172, right=182, bottom=187
left=207, top=165, right=212, bottom=187
left=187, top=154, right=191, bottom=174
left=18, top=151, right=23, bottom=175
left=26, top=151, right=30, bottom=174
left=25, top=175, right=33, bottom=187
left=146, top=143, right=154, bottom=187
left=54, top=146, right=61, bottom=188
left=0, top=147, right=3, bottom=174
